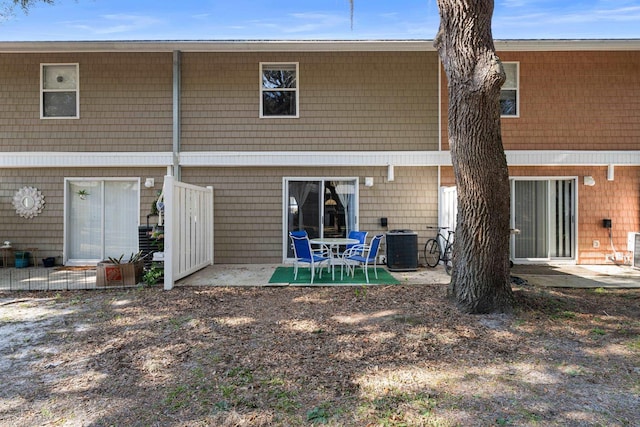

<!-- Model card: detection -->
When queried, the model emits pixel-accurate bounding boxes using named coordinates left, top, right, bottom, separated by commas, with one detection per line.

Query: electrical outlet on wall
left=592, top=240, right=600, bottom=248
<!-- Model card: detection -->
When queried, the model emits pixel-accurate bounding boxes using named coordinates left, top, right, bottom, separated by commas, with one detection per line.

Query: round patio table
left=309, top=237, right=359, bottom=280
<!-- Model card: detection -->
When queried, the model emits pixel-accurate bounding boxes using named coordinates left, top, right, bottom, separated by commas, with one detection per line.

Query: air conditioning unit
left=628, top=232, right=640, bottom=268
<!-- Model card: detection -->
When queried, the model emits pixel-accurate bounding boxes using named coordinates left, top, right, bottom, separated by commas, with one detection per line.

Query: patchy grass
left=0, top=284, right=638, bottom=426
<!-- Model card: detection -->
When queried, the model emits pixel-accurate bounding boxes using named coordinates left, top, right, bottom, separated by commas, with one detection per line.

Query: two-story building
left=0, top=39, right=638, bottom=267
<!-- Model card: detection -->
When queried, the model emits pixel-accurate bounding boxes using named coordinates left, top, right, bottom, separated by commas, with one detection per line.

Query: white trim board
left=505, top=150, right=640, bottom=166
left=0, top=152, right=173, bottom=168
left=2, top=150, right=640, bottom=168
left=179, top=151, right=450, bottom=167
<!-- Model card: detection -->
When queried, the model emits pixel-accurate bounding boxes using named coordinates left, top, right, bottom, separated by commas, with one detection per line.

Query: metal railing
left=0, top=267, right=111, bottom=291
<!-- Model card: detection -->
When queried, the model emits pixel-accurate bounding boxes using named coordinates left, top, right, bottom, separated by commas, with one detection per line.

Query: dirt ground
left=0, top=280, right=639, bottom=426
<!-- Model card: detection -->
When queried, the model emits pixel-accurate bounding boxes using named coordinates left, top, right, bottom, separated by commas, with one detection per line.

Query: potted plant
left=97, top=251, right=146, bottom=287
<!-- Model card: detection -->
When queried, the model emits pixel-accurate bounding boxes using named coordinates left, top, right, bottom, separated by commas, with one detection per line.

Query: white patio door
left=284, top=178, right=358, bottom=259
left=512, top=178, right=576, bottom=262
left=65, top=179, right=139, bottom=265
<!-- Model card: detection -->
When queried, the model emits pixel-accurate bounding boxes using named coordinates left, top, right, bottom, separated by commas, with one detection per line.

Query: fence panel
left=163, top=175, right=214, bottom=290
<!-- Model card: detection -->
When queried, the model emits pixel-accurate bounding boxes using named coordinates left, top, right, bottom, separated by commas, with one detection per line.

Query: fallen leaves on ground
left=0, top=282, right=638, bottom=426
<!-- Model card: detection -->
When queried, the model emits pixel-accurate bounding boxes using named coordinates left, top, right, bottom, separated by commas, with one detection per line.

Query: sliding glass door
left=512, top=178, right=576, bottom=262
left=285, top=178, right=358, bottom=258
left=65, top=179, right=139, bottom=265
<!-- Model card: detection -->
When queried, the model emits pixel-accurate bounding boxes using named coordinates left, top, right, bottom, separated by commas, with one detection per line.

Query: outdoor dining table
left=309, top=237, right=359, bottom=280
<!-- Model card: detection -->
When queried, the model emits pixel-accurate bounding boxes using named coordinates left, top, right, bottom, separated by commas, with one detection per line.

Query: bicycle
left=423, top=226, right=455, bottom=275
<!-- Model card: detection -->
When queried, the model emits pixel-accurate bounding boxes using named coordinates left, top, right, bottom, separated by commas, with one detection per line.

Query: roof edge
left=0, top=39, right=639, bottom=53
left=0, top=40, right=433, bottom=53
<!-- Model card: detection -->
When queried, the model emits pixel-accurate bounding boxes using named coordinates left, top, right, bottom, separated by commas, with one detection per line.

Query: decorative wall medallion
left=12, top=186, right=45, bottom=219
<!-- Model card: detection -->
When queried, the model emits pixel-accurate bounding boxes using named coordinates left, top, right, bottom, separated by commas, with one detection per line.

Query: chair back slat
left=290, top=234, right=312, bottom=259
left=367, top=235, right=384, bottom=261
left=347, top=230, right=368, bottom=251
left=290, top=230, right=308, bottom=238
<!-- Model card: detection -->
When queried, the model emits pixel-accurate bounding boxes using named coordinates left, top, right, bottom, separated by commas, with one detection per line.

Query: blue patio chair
left=289, top=232, right=331, bottom=284
left=290, top=229, right=329, bottom=267
left=346, top=230, right=368, bottom=254
left=341, top=234, right=384, bottom=283
left=337, top=230, right=368, bottom=278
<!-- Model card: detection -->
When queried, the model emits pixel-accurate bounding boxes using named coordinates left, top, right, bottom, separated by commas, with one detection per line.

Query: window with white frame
left=500, top=62, right=518, bottom=117
left=41, top=63, right=79, bottom=119
left=260, top=62, right=298, bottom=118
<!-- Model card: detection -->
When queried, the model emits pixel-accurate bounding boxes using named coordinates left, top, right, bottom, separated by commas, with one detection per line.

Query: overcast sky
left=1, top=0, right=639, bottom=41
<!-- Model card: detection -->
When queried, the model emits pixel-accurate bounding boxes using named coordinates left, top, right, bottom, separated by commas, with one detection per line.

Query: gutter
left=0, top=39, right=639, bottom=54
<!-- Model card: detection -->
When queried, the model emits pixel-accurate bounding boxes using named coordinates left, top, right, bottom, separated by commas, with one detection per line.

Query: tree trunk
left=434, top=0, right=513, bottom=313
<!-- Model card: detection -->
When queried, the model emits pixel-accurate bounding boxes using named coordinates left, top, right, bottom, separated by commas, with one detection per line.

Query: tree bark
left=434, top=0, right=513, bottom=313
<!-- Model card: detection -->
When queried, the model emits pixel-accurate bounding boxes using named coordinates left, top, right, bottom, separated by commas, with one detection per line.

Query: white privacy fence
left=162, top=175, right=214, bottom=290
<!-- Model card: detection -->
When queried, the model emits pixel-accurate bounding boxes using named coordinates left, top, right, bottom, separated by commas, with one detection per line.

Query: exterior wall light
left=387, top=164, right=395, bottom=182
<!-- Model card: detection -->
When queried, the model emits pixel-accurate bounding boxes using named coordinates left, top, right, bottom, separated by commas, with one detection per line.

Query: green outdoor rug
left=268, top=266, right=400, bottom=285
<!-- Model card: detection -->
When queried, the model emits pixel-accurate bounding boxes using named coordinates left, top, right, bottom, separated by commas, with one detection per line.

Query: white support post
left=207, top=186, right=214, bottom=265
left=163, top=175, right=175, bottom=290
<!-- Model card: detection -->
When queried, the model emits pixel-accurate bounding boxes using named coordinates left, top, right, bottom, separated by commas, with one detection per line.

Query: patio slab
left=512, top=264, right=640, bottom=289
left=1, top=263, right=638, bottom=290
left=175, top=264, right=452, bottom=287
left=177, top=263, right=640, bottom=289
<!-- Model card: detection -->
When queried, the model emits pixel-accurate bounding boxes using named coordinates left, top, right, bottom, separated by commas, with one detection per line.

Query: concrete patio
left=176, top=263, right=640, bottom=288
left=177, top=264, right=453, bottom=287
left=511, top=264, right=640, bottom=289
left=1, top=263, right=639, bottom=291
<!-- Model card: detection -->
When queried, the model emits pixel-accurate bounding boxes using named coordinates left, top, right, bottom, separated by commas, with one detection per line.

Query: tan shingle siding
left=181, top=51, right=440, bottom=152
left=0, top=53, right=173, bottom=152
left=2, top=51, right=438, bottom=153
left=182, top=166, right=438, bottom=263
left=0, top=167, right=166, bottom=262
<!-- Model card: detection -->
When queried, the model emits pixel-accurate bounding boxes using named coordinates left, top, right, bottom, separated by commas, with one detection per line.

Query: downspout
left=437, top=55, right=443, bottom=226
left=172, top=50, right=181, bottom=180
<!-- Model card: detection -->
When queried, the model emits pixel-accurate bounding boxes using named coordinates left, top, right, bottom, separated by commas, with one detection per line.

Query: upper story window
left=41, top=63, right=79, bottom=119
left=260, top=62, right=298, bottom=118
left=500, top=62, right=519, bottom=117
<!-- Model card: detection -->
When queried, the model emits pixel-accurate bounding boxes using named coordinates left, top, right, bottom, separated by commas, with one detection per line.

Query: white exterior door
left=511, top=178, right=576, bottom=262
left=65, top=179, right=140, bottom=265
left=439, top=186, right=458, bottom=230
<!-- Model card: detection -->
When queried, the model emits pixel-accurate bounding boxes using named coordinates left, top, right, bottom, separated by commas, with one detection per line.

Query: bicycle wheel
left=444, top=246, right=453, bottom=275
left=423, top=239, right=441, bottom=268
